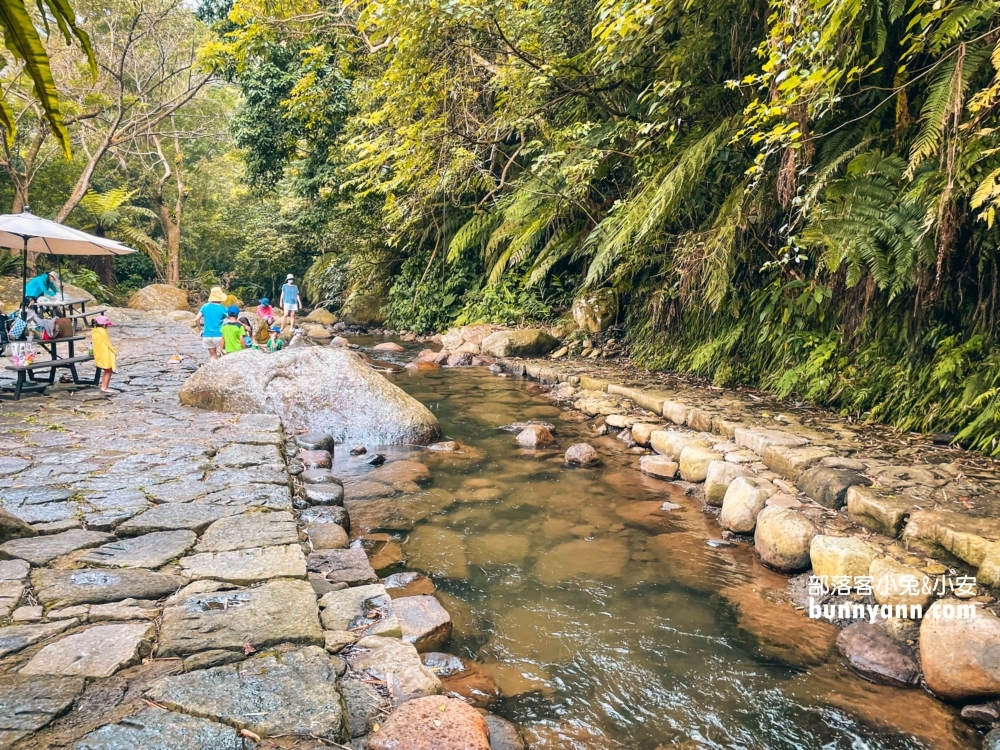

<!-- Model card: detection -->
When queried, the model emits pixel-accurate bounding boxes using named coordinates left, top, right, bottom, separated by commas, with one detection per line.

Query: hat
left=259, top=298, right=269, bottom=306
left=208, top=286, right=226, bottom=303
left=286, top=274, right=294, bottom=281
left=93, top=314, right=113, bottom=326
left=227, top=305, right=240, bottom=316
left=270, top=325, right=281, bottom=333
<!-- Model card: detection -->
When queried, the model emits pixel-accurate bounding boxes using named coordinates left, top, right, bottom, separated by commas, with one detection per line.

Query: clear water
left=336, top=345, right=975, bottom=750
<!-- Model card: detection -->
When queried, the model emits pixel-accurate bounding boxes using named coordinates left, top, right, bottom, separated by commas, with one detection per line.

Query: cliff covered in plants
left=205, top=0, right=1000, bottom=453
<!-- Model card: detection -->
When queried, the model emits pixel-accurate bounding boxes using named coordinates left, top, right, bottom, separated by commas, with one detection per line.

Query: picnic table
left=33, top=297, right=107, bottom=331
left=1, top=335, right=96, bottom=400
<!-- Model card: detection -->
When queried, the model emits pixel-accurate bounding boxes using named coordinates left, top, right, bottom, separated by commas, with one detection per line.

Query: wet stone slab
left=20, top=622, right=155, bottom=678
left=212, top=443, right=283, bottom=468
left=115, top=504, right=241, bottom=536
left=0, top=530, right=115, bottom=566
left=157, top=578, right=323, bottom=657
left=0, top=674, right=85, bottom=747
left=194, top=510, right=298, bottom=552
left=31, top=568, right=186, bottom=609
left=72, top=708, right=244, bottom=750
left=308, top=547, right=379, bottom=586
left=77, top=530, right=197, bottom=568
left=179, top=544, right=307, bottom=585
left=146, top=646, right=348, bottom=741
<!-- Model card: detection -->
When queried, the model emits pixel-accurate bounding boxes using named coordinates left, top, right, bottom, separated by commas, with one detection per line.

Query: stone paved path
left=0, top=311, right=453, bottom=749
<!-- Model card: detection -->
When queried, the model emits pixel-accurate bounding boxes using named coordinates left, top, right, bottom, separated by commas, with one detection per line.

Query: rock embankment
left=499, top=350, right=1000, bottom=729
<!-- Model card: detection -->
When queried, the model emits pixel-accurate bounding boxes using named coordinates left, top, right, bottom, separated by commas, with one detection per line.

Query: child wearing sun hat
left=91, top=314, right=118, bottom=394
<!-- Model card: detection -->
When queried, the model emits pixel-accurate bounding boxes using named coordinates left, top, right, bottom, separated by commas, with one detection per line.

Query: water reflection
left=331, top=357, right=974, bottom=750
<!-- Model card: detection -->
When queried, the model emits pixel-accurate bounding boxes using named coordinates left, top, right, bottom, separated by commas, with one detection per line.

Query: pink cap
left=93, top=315, right=113, bottom=326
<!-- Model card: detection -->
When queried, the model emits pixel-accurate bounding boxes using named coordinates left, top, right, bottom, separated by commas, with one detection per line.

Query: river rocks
left=180, top=544, right=307, bottom=585
left=480, top=329, right=559, bottom=358
left=371, top=459, right=432, bottom=485
left=345, top=635, right=442, bottom=705
left=572, top=289, right=617, bottom=333
left=72, top=707, right=244, bottom=750
left=810, top=536, right=876, bottom=580
left=0, top=507, right=35, bottom=542
left=720, top=477, right=777, bottom=533
left=116, top=504, right=237, bottom=536
left=20, top=622, right=154, bottom=678
left=296, top=431, right=335, bottom=452
left=32, top=568, right=185, bottom=608
left=836, top=622, right=920, bottom=686
left=484, top=714, right=527, bottom=750
left=196, top=511, right=298, bottom=552
left=422, top=652, right=501, bottom=709
left=846, top=486, right=914, bottom=537
left=405, top=526, right=469, bottom=579
left=639, top=455, right=678, bottom=480
left=650, top=430, right=710, bottom=461
left=319, top=584, right=401, bottom=637
left=384, top=571, right=436, bottom=598
left=761, top=444, right=836, bottom=481
left=157, top=578, right=323, bottom=657
left=754, top=507, right=819, bottom=572
left=309, top=546, right=380, bottom=585
left=869, top=557, right=934, bottom=608
left=179, top=347, right=441, bottom=446
left=704, top=461, right=754, bottom=507
left=798, top=467, right=871, bottom=509
left=307, top=521, right=349, bottom=550
left=535, top=538, right=630, bottom=585
left=127, top=283, right=189, bottom=311
left=301, top=483, right=346, bottom=506
left=374, top=341, right=405, bottom=353
left=300, top=449, right=332, bottom=469
left=678, top=445, right=722, bottom=482
left=920, top=601, right=1000, bottom=701
left=0, top=674, right=84, bottom=747
left=565, top=443, right=599, bottom=466
left=901, top=510, right=1000, bottom=567
left=516, top=424, right=555, bottom=448
left=366, top=695, right=490, bottom=750
left=341, top=292, right=386, bottom=326
left=734, top=427, right=809, bottom=455
left=301, top=505, right=350, bottom=530
left=630, top=422, right=656, bottom=446
left=0, top=619, right=78, bottom=658
left=77, top=530, right=196, bottom=568
left=0, top=529, right=115, bottom=566
left=147, top=646, right=348, bottom=741
left=394, top=594, right=453, bottom=651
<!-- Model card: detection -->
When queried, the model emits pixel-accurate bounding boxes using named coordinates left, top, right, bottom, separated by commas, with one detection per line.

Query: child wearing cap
left=280, top=274, right=301, bottom=329
left=256, top=298, right=275, bottom=325
left=194, top=286, right=228, bottom=361
left=221, top=306, right=246, bottom=354
left=265, top=325, right=283, bottom=352
left=91, top=315, right=118, bottom=393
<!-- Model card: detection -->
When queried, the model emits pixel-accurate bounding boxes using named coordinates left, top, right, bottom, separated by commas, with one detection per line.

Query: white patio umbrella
left=0, top=207, right=136, bottom=304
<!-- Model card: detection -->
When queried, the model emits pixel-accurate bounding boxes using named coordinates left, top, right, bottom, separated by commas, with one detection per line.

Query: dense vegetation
left=7, top=0, right=1000, bottom=452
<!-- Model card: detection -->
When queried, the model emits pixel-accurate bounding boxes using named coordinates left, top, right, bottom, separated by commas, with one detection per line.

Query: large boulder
left=179, top=347, right=441, bottom=446
left=341, top=293, right=386, bottom=326
left=303, top=308, right=336, bottom=325
left=571, top=288, right=617, bottom=333
left=720, top=477, right=777, bottom=533
left=127, top=283, right=189, bottom=312
left=920, top=601, right=1000, bottom=701
left=480, top=329, right=559, bottom=358
left=366, top=696, right=490, bottom=750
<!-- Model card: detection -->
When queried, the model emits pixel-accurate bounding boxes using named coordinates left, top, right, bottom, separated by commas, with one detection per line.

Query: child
left=265, top=325, right=283, bottom=352
left=256, top=298, right=275, bottom=325
left=91, top=314, right=118, bottom=394
left=194, top=286, right=227, bottom=360
left=221, top=305, right=246, bottom=354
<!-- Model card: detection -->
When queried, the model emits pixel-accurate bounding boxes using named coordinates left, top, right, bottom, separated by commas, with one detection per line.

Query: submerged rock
left=366, top=695, right=490, bottom=750
left=516, top=425, right=555, bottom=448
left=565, top=443, right=599, bottom=466
left=422, top=652, right=501, bottom=709
left=837, top=622, right=920, bottom=686
left=179, top=347, right=441, bottom=446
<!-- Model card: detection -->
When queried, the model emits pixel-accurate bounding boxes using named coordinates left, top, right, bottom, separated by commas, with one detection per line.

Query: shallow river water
left=335, top=344, right=975, bottom=750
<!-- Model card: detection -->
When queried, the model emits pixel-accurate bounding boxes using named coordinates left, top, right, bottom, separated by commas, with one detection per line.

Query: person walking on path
left=280, top=274, right=301, bottom=329
left=91, top=314, right=118, bottom=393
left=194, top=286, right=227, bottom=361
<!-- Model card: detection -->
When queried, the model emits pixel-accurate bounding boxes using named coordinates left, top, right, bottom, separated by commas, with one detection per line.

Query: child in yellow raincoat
left=91, top=315, right=118, bottom=394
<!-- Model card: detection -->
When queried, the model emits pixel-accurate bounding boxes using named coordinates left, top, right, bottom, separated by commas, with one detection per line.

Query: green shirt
left=266, top=337, right=283, bottom=352
left=222, top=321, right=245, bottom=353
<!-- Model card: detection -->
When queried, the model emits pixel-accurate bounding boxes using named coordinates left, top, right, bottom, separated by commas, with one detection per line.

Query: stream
left=334, top=340, right=974, bottom=750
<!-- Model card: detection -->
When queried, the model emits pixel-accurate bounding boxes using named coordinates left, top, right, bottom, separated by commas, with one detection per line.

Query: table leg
left=14, top=372, right=23, bottom=400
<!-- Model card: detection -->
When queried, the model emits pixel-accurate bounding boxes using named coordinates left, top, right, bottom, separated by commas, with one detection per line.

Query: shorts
left=202, top=336, right=223, bottom=349
left=283, top=303, right=298, bottom=312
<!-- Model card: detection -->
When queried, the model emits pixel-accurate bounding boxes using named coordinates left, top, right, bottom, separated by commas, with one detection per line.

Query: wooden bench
left=3, top=355, right=97, bottom=400
left=65, top=307, right=107, bottom=328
